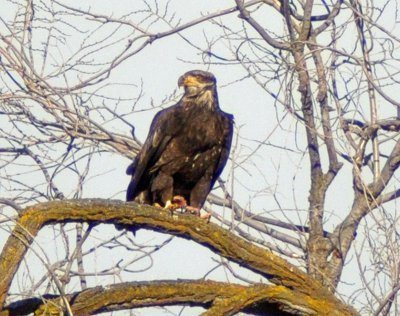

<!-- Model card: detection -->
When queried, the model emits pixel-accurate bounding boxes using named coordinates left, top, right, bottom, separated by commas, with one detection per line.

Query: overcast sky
left=3, top=1, right=399, bottom=314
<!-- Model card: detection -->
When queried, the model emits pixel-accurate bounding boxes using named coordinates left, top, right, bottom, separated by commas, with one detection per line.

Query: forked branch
left=0, top=199, right=357, bottom=315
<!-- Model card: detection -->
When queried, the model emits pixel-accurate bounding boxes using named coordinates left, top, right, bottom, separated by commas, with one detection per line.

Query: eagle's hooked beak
left=178, top=74, right=215, bottom=98
left=178, top=75, right=185, bottom=88
left=178, top=75, right=207, bottom=88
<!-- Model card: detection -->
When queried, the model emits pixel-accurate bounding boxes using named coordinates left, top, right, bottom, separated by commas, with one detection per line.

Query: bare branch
left=235, top=0, right=290, bottom=50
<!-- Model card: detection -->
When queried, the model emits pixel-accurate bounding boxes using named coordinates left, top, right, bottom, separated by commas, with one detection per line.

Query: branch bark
left=0, top=199, right=357, bottom=315
left=1, top=280, right=352, bottom=316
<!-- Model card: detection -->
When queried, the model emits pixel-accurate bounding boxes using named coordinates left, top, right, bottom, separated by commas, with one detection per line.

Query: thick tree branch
left=308, top=34, right=343, bottom=185
left=369, top=139, right=400, bottom=198
left=298, top=0, right=314, bottom=42
left=291, top=41, right=329, bottom=284
left=0, top=199, right=355, bottom=315
left=328, top=198, right=367, bottom=288
left=1, top=280, right=357, bottom=316
left=375, top=188, right=400, bottom=206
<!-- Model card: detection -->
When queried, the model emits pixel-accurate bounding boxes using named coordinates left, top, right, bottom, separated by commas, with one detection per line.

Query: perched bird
left=126, top=70, right=233, bottom=216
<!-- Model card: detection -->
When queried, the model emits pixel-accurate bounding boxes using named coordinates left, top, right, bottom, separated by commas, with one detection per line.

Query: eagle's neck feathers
left=183, top=86, right=219, bottom=110
left=196, top=89, right=217, bottom=110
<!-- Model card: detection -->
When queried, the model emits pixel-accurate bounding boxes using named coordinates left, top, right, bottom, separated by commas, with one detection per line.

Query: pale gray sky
left=3, top=1, right=400, bottom=315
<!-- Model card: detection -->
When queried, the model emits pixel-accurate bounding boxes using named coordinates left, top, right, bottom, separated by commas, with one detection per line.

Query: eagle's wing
left=126, top=105, right=181, bottom=201
left=211, top=113, right=234, bottom=186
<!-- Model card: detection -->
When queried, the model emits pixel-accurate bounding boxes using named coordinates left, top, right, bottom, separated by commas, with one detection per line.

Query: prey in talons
left=164, top=195, right=211, bottom=221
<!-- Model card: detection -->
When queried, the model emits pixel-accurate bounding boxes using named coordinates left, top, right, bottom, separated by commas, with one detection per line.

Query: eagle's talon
left=185, top=206, right=211, bottom=222
left=161, top=200, right=174, bottom=216
left=185, top=205, right=200, bottom=215
left=164, top=200, right=173, bottom=209
left=200, top=212, right=212, bottom=223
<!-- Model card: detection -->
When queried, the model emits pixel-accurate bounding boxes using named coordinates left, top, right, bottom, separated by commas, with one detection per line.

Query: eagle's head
left=178, top=70, right=218, bottom=109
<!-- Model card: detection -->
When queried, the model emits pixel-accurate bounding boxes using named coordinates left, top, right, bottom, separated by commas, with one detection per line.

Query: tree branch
left=368, top=138, right=400, bottom=198
left=0, top=199, right=355, bottom=315
left=1, top=280, right=357, bottom=316
left=235, top=0, right=290, bottom=50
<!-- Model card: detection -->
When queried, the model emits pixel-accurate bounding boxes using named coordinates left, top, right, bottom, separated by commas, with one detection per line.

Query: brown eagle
left=126, top=70, right=233, bottom=215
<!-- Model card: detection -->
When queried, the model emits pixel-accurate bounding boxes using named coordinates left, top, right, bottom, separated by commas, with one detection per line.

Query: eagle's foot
left=185, top=206, right=211, bottom=222
left=185, top=205, right=200, bottom=215
left=200, top=212, right=211, bottom=222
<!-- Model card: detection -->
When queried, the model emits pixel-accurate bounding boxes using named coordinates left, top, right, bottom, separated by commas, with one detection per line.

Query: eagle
left=126, top=70, right=233, bottom=216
